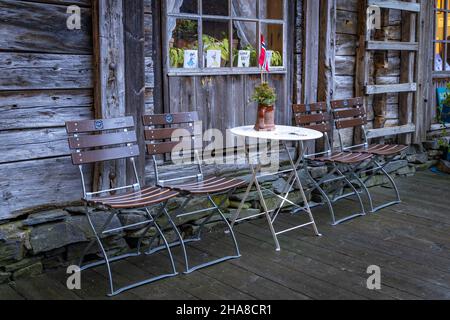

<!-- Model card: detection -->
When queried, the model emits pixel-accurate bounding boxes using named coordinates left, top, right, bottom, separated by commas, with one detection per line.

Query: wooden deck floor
left=1, top=171, right=449, bottom=300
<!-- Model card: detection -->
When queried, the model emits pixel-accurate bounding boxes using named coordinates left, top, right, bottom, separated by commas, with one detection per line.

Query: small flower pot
left=254, top=104, right=276, bottom=132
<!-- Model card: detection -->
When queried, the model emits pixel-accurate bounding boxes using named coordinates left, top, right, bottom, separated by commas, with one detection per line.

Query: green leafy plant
left=270, top=51, right=283, bottom=67
left=251, top=82, right=277, bottom=106
left=169, top=48, right=185, bottom=68
left=203, top=35, right=230, bottom=63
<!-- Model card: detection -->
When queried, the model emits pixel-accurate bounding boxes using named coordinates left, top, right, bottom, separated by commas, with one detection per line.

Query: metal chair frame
left=143, top=113, right=241, bottom=274
left=292, top=103, right=368, bottom=225
left=331, top=98, right=405, bottom=213
left=66, top=117, right=178, bottom=296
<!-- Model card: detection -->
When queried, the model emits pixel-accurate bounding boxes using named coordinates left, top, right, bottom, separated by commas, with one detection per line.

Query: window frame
left=163, top=0, right=288, bottom=76
left=434, top=0, right=450, bottom=75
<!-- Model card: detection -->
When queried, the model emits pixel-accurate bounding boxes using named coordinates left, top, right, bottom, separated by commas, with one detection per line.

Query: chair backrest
left=142, top=112, right=202, bottom=185
left=66, top=117, right=140, bottom=196
left=330, top=97, right=367, bottom=130
left=330, top=97, right=368, bottom=150
left=292, top=102, right=333, bottom=156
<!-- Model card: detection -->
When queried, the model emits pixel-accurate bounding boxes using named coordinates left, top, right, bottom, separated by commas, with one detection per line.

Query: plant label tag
left=206, top=50, right=222, bottom=68
left=183, top=50, right=198, bottom=69
left=238, top=50, right=251, bottom=68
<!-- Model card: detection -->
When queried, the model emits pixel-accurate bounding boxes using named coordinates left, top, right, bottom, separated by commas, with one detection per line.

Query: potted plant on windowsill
left=251, top=82, right=277, bottom=132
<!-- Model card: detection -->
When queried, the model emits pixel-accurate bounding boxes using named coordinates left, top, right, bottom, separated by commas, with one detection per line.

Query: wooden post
left=354, top=0, right=369, bottom=144
left=415, top=0, right=434, bottom=143
left=303, top=0, right=320, bottom=104
left=318, top=0, right=336, bottom=150
left=399, top=0, right=417, bottom=145
left=123, top=0, right=146, bottom=185
left=92, top=0, right=126, bottom=192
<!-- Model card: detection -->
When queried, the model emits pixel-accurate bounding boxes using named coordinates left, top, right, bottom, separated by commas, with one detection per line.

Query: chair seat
left=315, top=152, right=373, bottom=164
left=167, top=177, right=246, bottom=195
left=85, top=186, right=179, bottom=209
left=355, top=144, right=408, bottom=156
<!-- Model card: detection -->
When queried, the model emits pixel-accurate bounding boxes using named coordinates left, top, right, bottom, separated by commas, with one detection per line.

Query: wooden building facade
left=0, top=0, right=445, bottom=219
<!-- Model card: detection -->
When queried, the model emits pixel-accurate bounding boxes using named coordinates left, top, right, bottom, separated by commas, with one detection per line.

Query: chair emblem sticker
left=95, top=120, right=104, bottom=130
left=165, top=114, right=174, bottom=124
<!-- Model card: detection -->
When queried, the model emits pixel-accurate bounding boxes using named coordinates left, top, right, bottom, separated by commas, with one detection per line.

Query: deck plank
left=0, top=284, right=24, bottom=300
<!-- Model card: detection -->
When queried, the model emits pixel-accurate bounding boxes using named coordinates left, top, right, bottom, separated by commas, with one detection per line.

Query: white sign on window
left=237, top=50, right=251, bottom=68
left=206, top=50, right=222, bottom=68
left=183, top=50, right=198, bottom=69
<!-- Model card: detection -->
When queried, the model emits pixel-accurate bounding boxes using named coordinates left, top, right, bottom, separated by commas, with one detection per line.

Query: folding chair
left=66, top=117, right=179, bottom=296
left=142, top=112, right=244, bottom=274
left=292, top=102, right=373, bottom=225
left=330, top=98, right=408, bottom=213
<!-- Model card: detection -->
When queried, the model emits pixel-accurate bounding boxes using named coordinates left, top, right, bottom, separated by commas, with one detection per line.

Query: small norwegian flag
left=259, top=34, right=270, bottom=72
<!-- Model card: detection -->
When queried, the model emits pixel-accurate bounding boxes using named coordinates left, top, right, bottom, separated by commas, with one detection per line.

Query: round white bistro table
left=229, top=125, right=324, bottom=251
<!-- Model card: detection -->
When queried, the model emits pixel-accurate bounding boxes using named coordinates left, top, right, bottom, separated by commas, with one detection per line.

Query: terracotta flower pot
left=254, top=104, right=276, bottom=132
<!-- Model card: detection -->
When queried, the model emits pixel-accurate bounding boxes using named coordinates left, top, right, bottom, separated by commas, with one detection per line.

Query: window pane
left=232, top=0, right=257, bottom=18
left=260, top=0, right=284, bottom=20
left=203, top=20, right=230, bottom=67
left=169, top=19, right=199, bottom=68
left=436, top=11, right=445, bottom=41
left=168, top=0, right=198, bottom=14
left=232, top=21, right=257, bottom=67
left=436, top=0, right=445, bottom=9
left=261, top=23, right=284, bottom=67
left=202, top=0, right=229, bottom=16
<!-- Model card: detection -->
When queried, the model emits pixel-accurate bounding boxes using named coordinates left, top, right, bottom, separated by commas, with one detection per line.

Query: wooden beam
left=366, top=41, right=418, bottom=51
left=415, top=0, right=434, bottom=143
left=303, top=0, right=320, bottom=104
left=123, top=0, right=146, bottom=185
left=92, top=0, right=126, bottom=192
left=318, top=0, right=336, bottom=151
left=367, top=0, right=421, bottom=12
left=399, top=0, right=417, bottom=145
left=355, top=0, right=369, bottom=144
left=366, top=124, right=416, bottom=139
left=366, top=83, right=417, bottom=95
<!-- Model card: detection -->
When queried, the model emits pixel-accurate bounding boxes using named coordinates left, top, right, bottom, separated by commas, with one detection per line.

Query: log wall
left=0, top=0, right=94, bottom=219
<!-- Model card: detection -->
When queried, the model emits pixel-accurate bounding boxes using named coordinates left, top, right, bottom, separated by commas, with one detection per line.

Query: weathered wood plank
left=0, top=285, right=24, bottom=300
left=0, top=0, right=92, bottom=54
left=367, top=41, right=418, bottom=51
left=0, top=53, right=93, bottom=90
left=366, top=82, right=417, bottom=94
left=0, top=157, right=89, bottom=219
left=0, top=90, right=93, bottom=130
left=368, top=0, right=421, bottom=12
left=10, top=274, right=81, bottom=300
left=0, top=128, right=70, bottom=164
left=22, top=0, right=91, bottom=6
left=124, top=0, right=146, bottom=185
left=92, top=0, right=126, bottom=191
left=366, top=123, right=415, bottom=138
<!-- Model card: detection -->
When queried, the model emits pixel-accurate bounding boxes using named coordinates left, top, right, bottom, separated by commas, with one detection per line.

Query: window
left=434, top=0, right=450, bottom=72
left=165, top=0, right=287, bottom=75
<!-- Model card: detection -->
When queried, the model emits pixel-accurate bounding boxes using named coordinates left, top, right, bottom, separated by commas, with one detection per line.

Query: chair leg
left=355, top=158, right=402, bottom=213
left=79, top=203, right=178, bottom=297
left=153, top=193, right=241, bottom=274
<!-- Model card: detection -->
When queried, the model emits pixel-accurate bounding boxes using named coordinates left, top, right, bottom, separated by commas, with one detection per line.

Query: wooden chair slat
left=66, top=117, right=134, bottom=134
left=331, top=97, right=363, bottom=109
left=143, top=112, right=199, bottom=126
left=68, top=131, right=137, bottom=149
left=295, top=113, right=331, bottom=125
left=292, top=102, right=327, bottom=113
left=71, top=145, right=140, bottom=165
left=335, top=117, right=367, bottom=129
left=303, top=123, right=332, bottom=133
left=146, top=140, right=201, bottom=156
left=333, top=107, right=365, bottom=120
left=144, top=127, right=195, bottom=140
